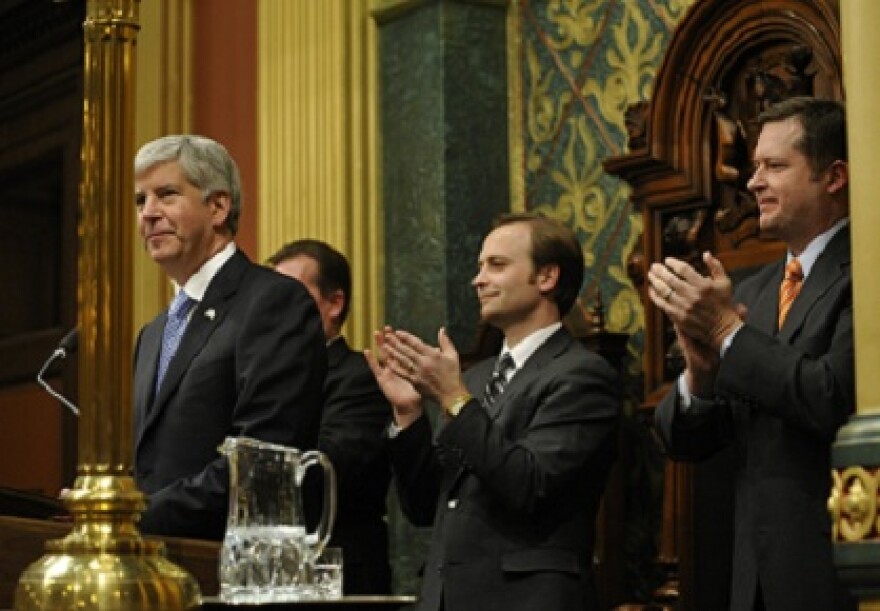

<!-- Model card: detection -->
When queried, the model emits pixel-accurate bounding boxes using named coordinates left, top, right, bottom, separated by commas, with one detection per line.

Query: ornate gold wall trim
left=258, top=0, right=381, bottom=349
left=831, top=465, right=880, bottom=542
left=506, top=0, right=525, bottom=212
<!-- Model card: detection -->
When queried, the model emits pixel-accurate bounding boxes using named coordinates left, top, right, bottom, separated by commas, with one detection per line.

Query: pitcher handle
left=298, top=450, right=337, bottom=556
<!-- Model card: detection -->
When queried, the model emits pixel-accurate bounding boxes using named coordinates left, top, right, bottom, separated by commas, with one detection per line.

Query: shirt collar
left=788, top=217, right=848, bottom=279
left=175, top=242, right=237, bottom=302
left=502, top=322, right=562, bottom=371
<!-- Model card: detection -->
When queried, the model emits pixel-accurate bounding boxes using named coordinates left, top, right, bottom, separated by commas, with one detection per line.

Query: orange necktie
left=778, top=258, right=803, bottom=329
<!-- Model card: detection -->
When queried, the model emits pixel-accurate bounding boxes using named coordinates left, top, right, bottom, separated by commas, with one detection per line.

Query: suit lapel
left=144, top=250, right=249, bottom=430
left=134, top=319, right=163, bottom=435
left=444, top=328, right=572, bottom=495
left=489, top=329, right=570, bottom=422
left=748, top=260, right=784, bottom=338
left=778, top=226, right=850, bottom=344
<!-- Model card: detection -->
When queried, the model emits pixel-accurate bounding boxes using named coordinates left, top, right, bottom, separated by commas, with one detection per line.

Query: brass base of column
left=13, top=474, right=201, bottom=610
left=831, top=414, right=880, bottom=602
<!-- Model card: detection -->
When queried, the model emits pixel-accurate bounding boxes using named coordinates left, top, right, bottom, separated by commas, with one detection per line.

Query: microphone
left=57, top=327, right=78, bottom=356
left=36, top=327, right=80, bottom=417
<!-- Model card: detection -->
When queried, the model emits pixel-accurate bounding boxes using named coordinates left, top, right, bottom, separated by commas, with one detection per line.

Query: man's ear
left=327, top=289, right=346, bottom=324
left=536, top=264, right=560, bottom=294
left=208, top=191, right=232, bottom=228
left=826, top=160, right=848, bottom=195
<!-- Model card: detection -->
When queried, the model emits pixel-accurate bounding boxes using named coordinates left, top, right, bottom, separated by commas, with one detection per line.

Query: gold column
left=258, top=0, right=381, bottom=348
left=14, top=2, right=199, bottom=608
left=830, top=1, right=880, bottom=606
left=844, top=0, right=880, bottom=416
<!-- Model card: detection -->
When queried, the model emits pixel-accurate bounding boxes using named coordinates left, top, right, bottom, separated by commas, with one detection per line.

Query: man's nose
left=139, top=194, right=160, bottom=217
left=746, top=167, right=764, bottom=193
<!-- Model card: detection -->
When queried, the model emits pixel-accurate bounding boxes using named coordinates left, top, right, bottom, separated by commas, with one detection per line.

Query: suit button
left=447, top=499, right=458, bottom=509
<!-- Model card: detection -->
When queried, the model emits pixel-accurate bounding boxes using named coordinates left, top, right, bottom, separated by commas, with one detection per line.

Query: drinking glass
left=312, top=546, right=343, bottom=599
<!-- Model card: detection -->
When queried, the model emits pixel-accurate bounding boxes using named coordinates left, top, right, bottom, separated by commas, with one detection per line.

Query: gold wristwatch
left=444, top=393, right=473, bottom=417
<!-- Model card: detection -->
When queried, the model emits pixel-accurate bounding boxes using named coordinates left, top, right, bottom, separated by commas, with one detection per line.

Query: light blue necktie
left=156, top=291, right=197, bottom=393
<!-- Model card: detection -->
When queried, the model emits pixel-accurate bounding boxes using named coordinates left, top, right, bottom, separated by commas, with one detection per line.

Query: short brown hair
left=755, top=97, right=846, bottom=177
left=493, top=213, right=584, bottom=316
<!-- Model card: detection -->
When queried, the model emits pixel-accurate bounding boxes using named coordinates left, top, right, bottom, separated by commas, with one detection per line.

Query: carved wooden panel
left=0, top=1, right=82, bottom=382
left=605, top=0, right=842, bottom=404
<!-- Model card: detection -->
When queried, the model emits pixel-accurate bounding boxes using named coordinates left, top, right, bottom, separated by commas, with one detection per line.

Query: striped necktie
left=482, top=353, right=515, bottom=408
left=778, top=258, right=803, bottom=329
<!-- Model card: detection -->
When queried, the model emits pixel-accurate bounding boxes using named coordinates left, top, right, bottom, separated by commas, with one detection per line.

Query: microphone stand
left=35, top=330, right=80, bottom=417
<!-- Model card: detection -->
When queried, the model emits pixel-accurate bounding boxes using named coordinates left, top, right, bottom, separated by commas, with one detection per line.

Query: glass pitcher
left=218, top=436, right=336, bottom=603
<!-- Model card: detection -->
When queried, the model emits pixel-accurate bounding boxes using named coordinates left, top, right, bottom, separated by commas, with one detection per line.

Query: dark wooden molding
left=0, top=0, right=84, bottom=489
left=0, top=0, right=84, bottom=73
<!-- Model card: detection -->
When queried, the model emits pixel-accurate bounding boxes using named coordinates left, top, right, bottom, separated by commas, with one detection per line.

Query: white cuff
left=677, top=374, right=714, bottom=415
left=720, top=322, right=744, bottom=358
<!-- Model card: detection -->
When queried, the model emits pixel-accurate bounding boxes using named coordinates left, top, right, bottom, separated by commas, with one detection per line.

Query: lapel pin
left=205, top=308, right=216, bottom=321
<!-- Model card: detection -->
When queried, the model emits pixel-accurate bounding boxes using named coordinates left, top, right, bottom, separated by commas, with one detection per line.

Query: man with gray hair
left=132, top=135, right=326, bottom=539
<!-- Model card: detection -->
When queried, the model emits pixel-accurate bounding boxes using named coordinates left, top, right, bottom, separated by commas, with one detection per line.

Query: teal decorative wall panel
left=378, top=0, right=510, bottom=595
left=381, top=1, right=510, bottom=349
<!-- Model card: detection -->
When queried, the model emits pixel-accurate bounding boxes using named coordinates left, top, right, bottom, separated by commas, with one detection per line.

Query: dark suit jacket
left=390, top=328, right=620, bottom=611
left=318, top=337, right=392, bottom=594
left=133, top=249, right=327, bottom=540
left=655, top=227, right=855, bottom=611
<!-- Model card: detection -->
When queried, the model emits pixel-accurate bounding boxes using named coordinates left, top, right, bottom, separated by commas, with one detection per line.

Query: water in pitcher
left=219, top=525, right=307, bottom=603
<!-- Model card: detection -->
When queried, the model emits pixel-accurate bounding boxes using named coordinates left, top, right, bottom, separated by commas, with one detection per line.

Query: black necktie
left=482, top=353, right=515, bottom=408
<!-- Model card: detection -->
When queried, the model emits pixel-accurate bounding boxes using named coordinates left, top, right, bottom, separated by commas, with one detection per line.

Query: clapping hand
left=365, top=327, right=423, bottom=428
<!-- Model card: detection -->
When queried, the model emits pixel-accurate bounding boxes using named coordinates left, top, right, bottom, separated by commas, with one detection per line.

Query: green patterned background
left=513, top=0, right=695, bottom=376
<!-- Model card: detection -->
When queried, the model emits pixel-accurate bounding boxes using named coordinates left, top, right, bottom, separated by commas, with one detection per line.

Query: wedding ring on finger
left=664, top=286, right=674, bottom=301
